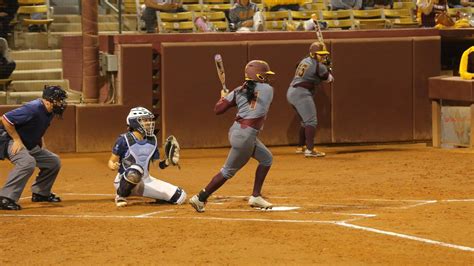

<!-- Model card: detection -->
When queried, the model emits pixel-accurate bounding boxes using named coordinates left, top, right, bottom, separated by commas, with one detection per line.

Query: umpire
left=0, top=85, right=68, bottom=210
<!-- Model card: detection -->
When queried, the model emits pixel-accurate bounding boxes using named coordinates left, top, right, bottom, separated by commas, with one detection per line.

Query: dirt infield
left=0, top=144, right=473, bottom=264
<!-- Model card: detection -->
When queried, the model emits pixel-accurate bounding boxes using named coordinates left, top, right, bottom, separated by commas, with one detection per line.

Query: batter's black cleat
left=0, top=196, right=21, bottom=210
left=31, top=193, right=62, bottom=202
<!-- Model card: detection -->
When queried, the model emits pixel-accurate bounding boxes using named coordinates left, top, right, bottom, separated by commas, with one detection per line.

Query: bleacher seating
left=325, top=18, right=355, bottom=29
left=263, top=10, right=290, bottom=30
left=124, top=0, right=144, bottom=14
left=302, top=2, right=328, bottom=11
left=352, top=9, right=389, bottom=29
left=448, top=7, right=472, bottom=18
left=201, top=11, right=228, bottom=31
left=16, top=1, right=54, bottom=31
left=321, top=9, right=354, bottom=29
left=157, top=11, right=195, bottom=32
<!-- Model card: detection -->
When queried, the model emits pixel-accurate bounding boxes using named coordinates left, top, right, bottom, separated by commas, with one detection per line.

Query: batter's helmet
left=309, top=41, right=329, bottom=58
left=244, top=60, right=275, bottom=82
left=127, top=107, right=155, bottom=137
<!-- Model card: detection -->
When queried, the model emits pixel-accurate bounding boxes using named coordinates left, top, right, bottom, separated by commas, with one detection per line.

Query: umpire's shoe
left=31, top=193, right=62, bottom=202
left=0, top=196, right=21, bottom=210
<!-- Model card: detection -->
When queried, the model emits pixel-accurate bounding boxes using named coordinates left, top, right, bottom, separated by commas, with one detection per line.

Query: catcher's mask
left=127, top=107, right=156, bottom=137
left=244, top=60, right=275, bottom=83
left=42, top=85, right=68, bottom=118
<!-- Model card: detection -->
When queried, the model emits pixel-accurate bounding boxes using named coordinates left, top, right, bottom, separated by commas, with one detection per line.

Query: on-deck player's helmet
left=244, top=60, right=275, bottom=82
left=309, top=41, right=330, bottom=58
left=126, top=107, right=155, bottom=137
left=42, top=85, right=68, bottom=118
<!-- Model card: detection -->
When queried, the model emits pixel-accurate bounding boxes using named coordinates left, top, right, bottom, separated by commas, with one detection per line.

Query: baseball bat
left=312, top=13, right=324, bottom=43
left=214, top=54, right=229, bottom=93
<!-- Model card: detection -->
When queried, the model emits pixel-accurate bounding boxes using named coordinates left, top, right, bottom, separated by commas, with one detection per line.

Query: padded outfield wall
left=0, top=30, right=442, bottom=152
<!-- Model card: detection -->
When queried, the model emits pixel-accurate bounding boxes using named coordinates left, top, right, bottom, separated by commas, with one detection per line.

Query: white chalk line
left=8, top=194, right=474, bottom=252
left=388, top=200, right=438, bottom=209
left=1, top=212, right=472, bottom=252
left=441, top=199, right=474, bottom=202
left=135, top=209, right=175, bottom=218
left=0, top=213, right=337, bottom=224
left=335, top=221, right=474, bottom=252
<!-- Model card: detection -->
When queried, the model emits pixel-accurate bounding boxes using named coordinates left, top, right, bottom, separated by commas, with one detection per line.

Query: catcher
left=107, top=107, right=185, bottom=207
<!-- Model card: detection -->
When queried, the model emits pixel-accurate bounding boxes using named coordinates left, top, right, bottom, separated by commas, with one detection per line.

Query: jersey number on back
left=296, top=63, right=309, bottom=77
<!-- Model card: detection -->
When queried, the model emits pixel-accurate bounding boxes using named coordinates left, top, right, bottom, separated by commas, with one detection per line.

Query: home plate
left=257, top=206, right=300, bottom=211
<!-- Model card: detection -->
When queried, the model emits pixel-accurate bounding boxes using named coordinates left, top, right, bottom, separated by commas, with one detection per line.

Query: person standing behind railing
left=229, top=0, right=265, bottom=32
left=417, top=0, right=448, bottom=27
left=0, top=37, right=15, bottom=79
left=0, top=0, right=19, bottom=39
left=142, top=0, right=186, bottom=33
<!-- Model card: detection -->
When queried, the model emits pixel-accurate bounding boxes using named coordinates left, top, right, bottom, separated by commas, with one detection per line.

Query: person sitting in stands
left=265, top=0, right=305, bottom=11
left=0, top=37, right=15, bottom=79
left=0, top=0, right=19, bottom=39
left=142, top=0, right=186, bottom=33
left=229, top=0, right=264, bottom=32
left=27, top=13, right=47, bottom=32
left=330, top=0, right=362, bottom=10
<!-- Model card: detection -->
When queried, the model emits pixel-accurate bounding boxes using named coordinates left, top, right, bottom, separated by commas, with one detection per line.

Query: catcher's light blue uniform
left=112, top=132, right=185, bottom=204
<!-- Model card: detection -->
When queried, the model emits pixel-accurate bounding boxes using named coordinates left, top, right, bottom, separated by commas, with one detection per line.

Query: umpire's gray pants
left=0, top=141, right=61, bottom=202
left=287, top=86, right=318, bottom=127
left=220, top=122, right=273, bottom=179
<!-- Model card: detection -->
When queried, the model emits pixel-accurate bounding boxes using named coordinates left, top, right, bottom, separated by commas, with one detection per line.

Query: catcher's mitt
left=164, top=135, right=180, bottom=169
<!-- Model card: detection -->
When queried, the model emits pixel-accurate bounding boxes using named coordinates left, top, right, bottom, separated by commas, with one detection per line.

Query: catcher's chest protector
left=123, top=133, right=157, bottom=177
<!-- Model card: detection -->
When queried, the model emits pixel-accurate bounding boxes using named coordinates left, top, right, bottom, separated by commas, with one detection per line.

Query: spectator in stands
left=0, top=0, right=19, bottom=39
left=448, top=0, right=474, bottom=7
left=416, top=0, right=448, bottom=27
left=330, top=0, right=362, bottom=10
left=28, top=13, right=47, bottom=33
left=0, top=37, right=15, bottom=79
left=265, top=0, right=305, bottom=11
left=363, top=0, right=392, bottom=8
left=229, top=0, right=264, bottom=32
left=142, top=0, right=186, bottom=33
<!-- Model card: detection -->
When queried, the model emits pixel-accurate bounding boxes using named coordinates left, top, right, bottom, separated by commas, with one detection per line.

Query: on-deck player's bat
left=312, top=14, right=332, bottom=71
left=312, top=13, right=324, bottom=44
left=214, top=54, right=229, bottom=93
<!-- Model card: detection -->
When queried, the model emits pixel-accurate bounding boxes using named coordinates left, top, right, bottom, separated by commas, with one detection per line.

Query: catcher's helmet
left=309, top=41, right=329, bottom=58
left=244, top=60, right=275, bottom=82
left=42, top=85, right=68, bottom=117
left=127, top=107, right=155, bottom=137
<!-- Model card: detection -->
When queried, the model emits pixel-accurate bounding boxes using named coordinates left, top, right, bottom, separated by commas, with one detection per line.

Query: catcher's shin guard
left=117, top=165, right=144, bottom=197
left=168, top=187, right=186, bottom=205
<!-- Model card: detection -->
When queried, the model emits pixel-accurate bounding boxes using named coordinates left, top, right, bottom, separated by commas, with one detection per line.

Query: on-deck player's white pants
left=114, top=173, right=181, bottom=202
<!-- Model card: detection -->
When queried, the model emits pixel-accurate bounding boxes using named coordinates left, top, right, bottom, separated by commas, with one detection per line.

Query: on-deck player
left=189, top=60, right=276, bottom=213
left=287, top=41, right=334, bottom=157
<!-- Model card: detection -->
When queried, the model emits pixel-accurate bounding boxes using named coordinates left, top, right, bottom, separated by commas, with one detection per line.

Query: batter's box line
left=0, top=213, right=473, bottom=252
